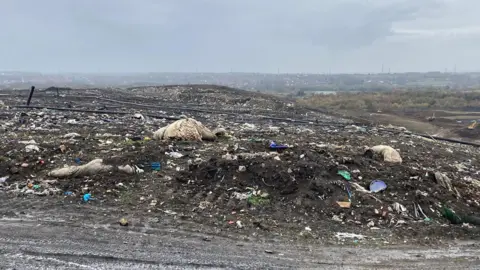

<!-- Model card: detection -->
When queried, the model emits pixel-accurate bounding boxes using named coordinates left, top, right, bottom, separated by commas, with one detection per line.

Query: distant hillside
left=1, top=71, right=479, bottom=92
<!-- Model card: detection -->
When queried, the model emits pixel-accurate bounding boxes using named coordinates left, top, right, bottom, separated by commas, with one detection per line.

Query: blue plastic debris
left=369, top=180, right=387, bottom=193
left=64, top=191, right=73, bottom=196
left=83, top=193, right=91, bottom=202
left=74, top=157, right=81, bottom=164
left=269, top=141, right=288, bottom=150
left=151, top=162, right=161, bottom=171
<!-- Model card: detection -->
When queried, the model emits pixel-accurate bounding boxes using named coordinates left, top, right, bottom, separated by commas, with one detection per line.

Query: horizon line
left=0, top=70, right=477, bottom=75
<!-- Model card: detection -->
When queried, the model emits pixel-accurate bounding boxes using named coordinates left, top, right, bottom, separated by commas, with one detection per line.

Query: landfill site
left=1, top=85, right=480, bottom=269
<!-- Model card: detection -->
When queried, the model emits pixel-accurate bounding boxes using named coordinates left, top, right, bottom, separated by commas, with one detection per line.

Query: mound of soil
left=1, top=85, right=480, bottom=245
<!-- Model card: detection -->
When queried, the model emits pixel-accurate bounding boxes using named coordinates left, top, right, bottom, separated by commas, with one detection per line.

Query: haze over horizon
left=1, top=0, right=478, bottom=74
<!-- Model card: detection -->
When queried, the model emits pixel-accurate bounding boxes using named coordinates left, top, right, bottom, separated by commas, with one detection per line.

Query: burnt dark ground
left=1, top=85, right=480, bottom=268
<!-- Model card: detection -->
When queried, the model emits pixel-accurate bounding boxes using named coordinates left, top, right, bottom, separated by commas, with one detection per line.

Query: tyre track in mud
left=2, top=190, right=480, bottom=270
left=1, top=216, right=480, bottom=269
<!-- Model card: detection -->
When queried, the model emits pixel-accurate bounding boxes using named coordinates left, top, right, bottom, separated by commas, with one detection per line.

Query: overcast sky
left=0, top=0, right=478, bottom=73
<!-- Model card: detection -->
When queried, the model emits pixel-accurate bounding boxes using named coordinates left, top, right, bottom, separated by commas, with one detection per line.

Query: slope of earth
left=0, top=85, right=480, bottom=253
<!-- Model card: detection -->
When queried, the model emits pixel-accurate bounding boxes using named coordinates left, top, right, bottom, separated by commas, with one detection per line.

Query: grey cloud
left=0, top=0, right=476, bottom=73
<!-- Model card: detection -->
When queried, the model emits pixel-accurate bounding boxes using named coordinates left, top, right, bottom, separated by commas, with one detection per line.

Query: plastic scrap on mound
left=367, top=145, right=402, bottom=164
left=48, top=158, right=142, bottom=178
left=369, top=180, right=387, bottom=193
left=153, top=118, right=216, bottom=141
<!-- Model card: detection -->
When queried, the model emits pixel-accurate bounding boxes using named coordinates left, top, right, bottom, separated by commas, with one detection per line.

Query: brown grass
left=299, top=90, right=480, bottom=112
left=368, top=113, right=440, bottom=134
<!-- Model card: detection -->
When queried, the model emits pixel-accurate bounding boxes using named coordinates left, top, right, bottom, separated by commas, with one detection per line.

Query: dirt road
left=0, top=217, right=479, bottom=269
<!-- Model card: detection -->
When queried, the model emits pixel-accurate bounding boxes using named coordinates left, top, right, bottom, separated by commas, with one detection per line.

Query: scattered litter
left=232, top=192, right=250, bottom=200
left=337, top=201, right=351, bottom=208
left=198, top=201, right=212, bottom=210
left=151, top=162, right=161, bottom=171
left=132, top=113, right=145, bottom=121
left=335, top=232, right=365, bottom=240
left=0, top=176, right=9, bottom=183
left=59, top=144, right=67, bottom=153
left=49, top=159, right=141, bottom=178
left=369, top=180, right=387, bottom=193
left=242, top=123, right=256, bottom=131
left=332, top=215, right=343, bottom=222
left=392, top=202, right=408, bottom=215
left=236, top=220, right=243, bottom=229
left=25, top=145, right=40, bottom=153
left=63, top=132, right=81, bottom=139
left=365, top=145, right=402, bottom=163
left=119, top=218, right=129, bottom=226
left=434, top=172, right=453, bottom=191
left=269, top=141, right=288, bottom=150
left=441, top=206, right=480, bottom=226
left=83, top=193, right=92, bottom=202
left=163, top=210, right=177, bottom=215
left=416, top=203, right=429, bottom=220
left=19, top=140, right=37, bottom=145
left=153, top=118, right=216, bottom=141
left=351, top=182, right=370, bottom=193
left=1, top=85, right=480, bottom=245
left=166, top=151, right=184, bottom=159
left=337, top=170, right=351, bottom=181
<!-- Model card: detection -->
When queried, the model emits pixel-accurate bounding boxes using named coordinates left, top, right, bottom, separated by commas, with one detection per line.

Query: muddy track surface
left=1, top=217, right=479, bottom=269
left=2, top=85, right=480, bottom=269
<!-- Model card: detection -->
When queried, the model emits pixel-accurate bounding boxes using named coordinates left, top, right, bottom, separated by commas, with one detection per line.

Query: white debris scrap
left=366, top=145, right=402, bottom=164
left=48, top=159, right=143, bottom=178
left=166, top=151, right=184, bottom=159
left=19, top=140, right=37, bottom=145
left=335, top=232, right=366, bottom=240
left=63, top=132, right=82, bottom=139
left=25, top=145, right=40, bottom=153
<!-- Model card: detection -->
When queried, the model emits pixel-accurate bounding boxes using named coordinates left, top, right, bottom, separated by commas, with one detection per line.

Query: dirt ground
left=2, top=218, right=479, bottom=269
left=344, top=108, right=480, bottom=143
left=1, top=85, right=480, bottom=256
